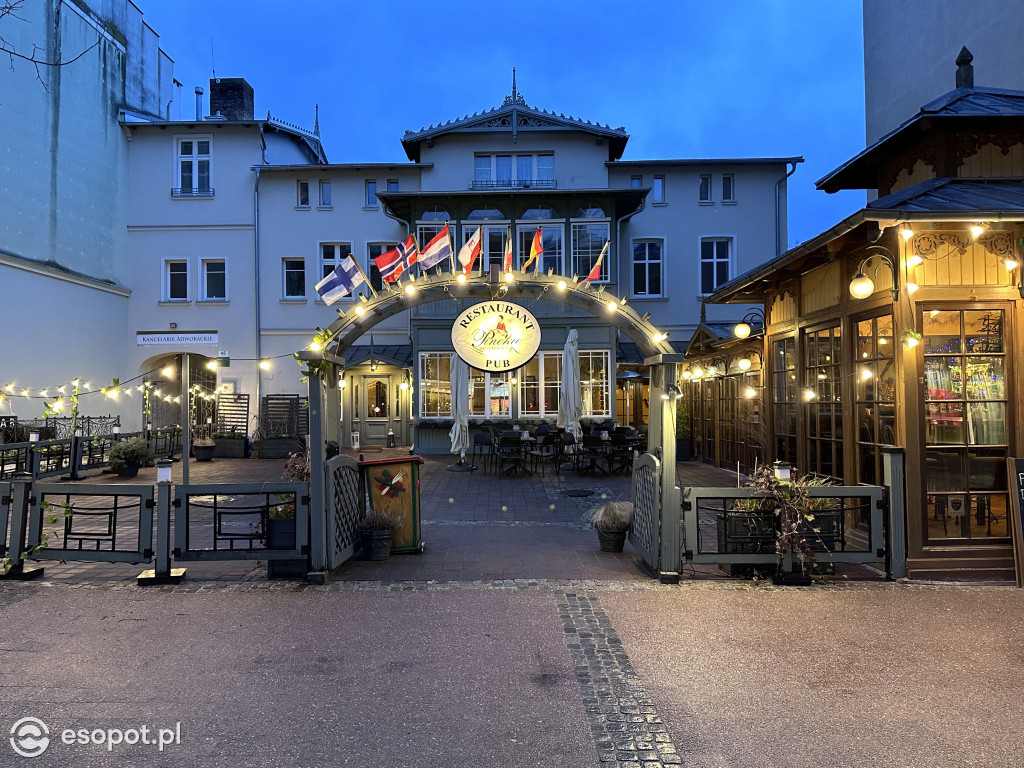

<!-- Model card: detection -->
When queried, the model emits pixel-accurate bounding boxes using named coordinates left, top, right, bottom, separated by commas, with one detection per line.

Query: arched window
left=574, top=204, right=606, bottom=219
left=521, top=206, right=556, bottom=220
left=419, top=207, right=450, bottom=222
left=466, top=207, right=504, bottom=221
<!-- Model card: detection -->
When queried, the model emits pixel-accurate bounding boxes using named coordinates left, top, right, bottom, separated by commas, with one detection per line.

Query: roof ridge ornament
left=502, top=67, right=528, bottom=106
left=956, top=46, right=974, bottom=88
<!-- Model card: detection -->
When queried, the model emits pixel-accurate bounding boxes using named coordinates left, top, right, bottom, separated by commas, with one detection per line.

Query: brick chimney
left=209, top=78, right=255, bottom=121
left=955, top=46, right=974, bottom=89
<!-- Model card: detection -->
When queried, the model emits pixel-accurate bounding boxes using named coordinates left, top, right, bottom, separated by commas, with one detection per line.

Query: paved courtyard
left=2, top=455, right=1022, bottom=766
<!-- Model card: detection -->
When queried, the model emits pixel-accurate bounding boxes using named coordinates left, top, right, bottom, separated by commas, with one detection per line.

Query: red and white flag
left=458, top=226, right=482, bottom=276
left=584, top=240, right=610, bottom=282
left=503, top=226, right=513, bottom=272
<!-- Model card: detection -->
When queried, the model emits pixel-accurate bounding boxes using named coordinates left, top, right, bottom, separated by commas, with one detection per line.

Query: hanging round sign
left=451, top=302, right=542, bottom=373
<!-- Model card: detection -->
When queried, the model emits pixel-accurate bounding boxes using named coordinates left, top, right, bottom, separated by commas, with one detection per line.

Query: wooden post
left=883, top=447, right=907, bottom=580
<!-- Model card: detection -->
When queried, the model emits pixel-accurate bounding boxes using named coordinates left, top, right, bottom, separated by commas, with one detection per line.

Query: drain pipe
left=252, top=165, right=263, bottom=413
left=775, top=160, right=799, bottom=256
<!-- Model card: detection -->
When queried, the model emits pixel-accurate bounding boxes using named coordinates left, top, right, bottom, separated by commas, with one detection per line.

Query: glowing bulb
left=682, top=370, right=692, bottom=379
left=310, top=340, right=322, bottom=352
left=509, top=377, right=517, bottom=385
left=504, top=272, right=515, bottom=283
left=908, top=255, right=923, bottom=267
left=850, top=273, right=874, bottom=299
left=607, top=300, right=617, bottom=311
left=162, top=367, right=174, bottom=377
left=40, top=389, right=48, bottom=398
left=355, top=305, right=366, bottom=315
left=405, top=284, right=416, bottom=295
left=260, top=360, right=271, bottom=370
left=906, top=282, right=919, bottom=294
left=21, top=389, right=29, bottom=397
left=906, top=336, right=920, bottom=348
left=744, top=387, right=757, bottom=399
left=399, top=381, right=409, bottom=391
left=556, top=279, right=566, bottom=290
left=1005, top=258, right=1018, bottom=271
left=817, top=373, right=827, bottom=380
left=339, top=379, right=347, bottom=388
left=4, top=384, right=13, bottom=393
left=57, top=386, right=65, bottom=394
left=862, top=369, right=873, bottom=380
left=970, top=224, right=985, bottom=238
left=691, top=366, right=703, bottom=379
left=803, top=389, right=816, bottom=400
left=72, top=379, right=80, bottom=387
left=900, top=227, right=915, bottom=241
left=84, top=382, right=91, bottom=390
left=706, top=365, right=718, bottom=375
left=734, top=322, right=751, bottom=339
left=206, top=360, right=218, bottom=370
left=738, top=358, right=751, bottom=371
left=879, top=337, right=888, bottom=345
left=109, top=388, right=119, bottom=400
left=651, top=332, right=667, bottom=343
left=456, top=273, right=467, bottom=284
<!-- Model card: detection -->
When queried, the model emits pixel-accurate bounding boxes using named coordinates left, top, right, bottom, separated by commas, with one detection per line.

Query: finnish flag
left=315, top=255, right=365, bottom=305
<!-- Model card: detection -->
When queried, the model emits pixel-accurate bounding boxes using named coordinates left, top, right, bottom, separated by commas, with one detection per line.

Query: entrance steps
left=907, top=546, right=1016, bottom=582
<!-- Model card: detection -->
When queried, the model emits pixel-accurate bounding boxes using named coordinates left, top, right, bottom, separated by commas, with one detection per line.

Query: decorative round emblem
left=451, top=302, right=541, bottom=373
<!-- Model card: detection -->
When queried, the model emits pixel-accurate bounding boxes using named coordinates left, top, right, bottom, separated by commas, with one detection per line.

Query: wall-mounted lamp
left=339, top=378, right=347, bottom=388
left=849, top=245, right=899, bottom=301
left=733, top=308, right=766, bottom=339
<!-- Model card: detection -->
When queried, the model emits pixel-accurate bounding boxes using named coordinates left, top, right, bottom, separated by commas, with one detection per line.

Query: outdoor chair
left=496, top=435, right=527, bottom=476
left=534, top=422, right=550, bottom=438
left=578, top=435, right=611, bottom=476
left=526, top=433, right=558, bottom=477
left=471, top=430, right=495, bottom=475
left=554, top=433, right=579, bottom=475
left=607, top=433, right=633, bottom=475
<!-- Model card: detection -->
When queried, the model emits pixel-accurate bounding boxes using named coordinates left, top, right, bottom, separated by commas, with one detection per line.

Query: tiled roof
left=342, top=345, right=413, bottom=368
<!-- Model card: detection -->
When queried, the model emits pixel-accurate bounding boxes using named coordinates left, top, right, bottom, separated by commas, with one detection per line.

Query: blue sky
left=140, top=0, right=867, bottom=248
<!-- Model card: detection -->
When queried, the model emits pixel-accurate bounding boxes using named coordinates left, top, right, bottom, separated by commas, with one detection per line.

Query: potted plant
left=260, top=433, right=304, bottom=460
left=675, top=402, right=691, bottom=461
left=107, top=436, right=155, bottom=478
left=359, top=506, right=403, bottom=561
left=192, top=437, right=216, bottom=462
left=588, top=500, right=633, bottom=552
left=213, top=430, right=249, bottom=458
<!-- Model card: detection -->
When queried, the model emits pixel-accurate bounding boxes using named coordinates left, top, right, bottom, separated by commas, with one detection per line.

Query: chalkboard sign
left=1006, top=458, right=1024, bottom=587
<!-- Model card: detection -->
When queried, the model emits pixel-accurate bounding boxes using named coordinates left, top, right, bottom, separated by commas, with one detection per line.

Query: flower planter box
left=716, top=511, right=776, bottom=554
left=192, top=444, right=215, bottom=462
left=260, top=437, right=304, bottom=460
left=213, top=437, right=248, bottom=459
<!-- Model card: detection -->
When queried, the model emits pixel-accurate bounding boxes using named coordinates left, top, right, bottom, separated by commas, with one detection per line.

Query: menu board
left=1006, top=458, right=1024, bottom=587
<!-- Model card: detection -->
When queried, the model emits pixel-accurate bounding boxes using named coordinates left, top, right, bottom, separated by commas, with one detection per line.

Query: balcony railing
left=469, top=179, right=557, bottom=191
left=171, top=187, right=215, bottom=198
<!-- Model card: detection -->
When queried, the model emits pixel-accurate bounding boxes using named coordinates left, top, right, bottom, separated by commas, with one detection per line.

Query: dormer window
left=473, top=153, right=554, bottom=189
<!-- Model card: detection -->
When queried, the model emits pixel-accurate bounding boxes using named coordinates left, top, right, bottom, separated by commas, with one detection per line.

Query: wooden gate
left=326, top=454, right=364, bottom=568
left=629, top=453, right=662, bottom=572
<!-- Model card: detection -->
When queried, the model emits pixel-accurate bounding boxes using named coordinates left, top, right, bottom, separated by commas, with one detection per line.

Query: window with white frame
left=653, top=175, right=665, bottom=204
left=365, top=180, right=377, bottom=207
left=418, top=208, right=452, bottom=273
left=419, top=353, right=452, bottom=417
left=571, top=218, right=610, bottom=281
left=164, top=260, right=188, bottom=301
left=517, top=222, right=563, bottom=274
left=201, top=259, right=226, bottom=300
left=319, top=242, right=352, bottom=285
left=367, top=242, right=396, bottom=291
left=463, top=211, right=508, bottom=276
left=175, top=137, right=211, bottom=195
left=319, top=180, right=332, bottom=207
left=699, top=237, right=732, bottom=294
left=722, top=174, right=735, bottom=202
left=519, top=352, right=562, bottom=416
left=283, top=258, right=305, bottom=298
left=698, top=173, right=712, bottom=203
left=296, top=180, right=309, bottom=207
left=469, top=367, right=510, bottom=418
left=579, top=350, right=611, bottom=417
left=473, top=153, right=554, bottom=188
left=632, top=239, right=663, bottom=297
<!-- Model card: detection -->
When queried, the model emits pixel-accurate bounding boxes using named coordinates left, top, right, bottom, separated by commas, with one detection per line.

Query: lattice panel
left=216, top=394, right=250, bottom=434
left=260, top=395, right=302, bottom=437
left=629, top=453, right=661, bottom=571
left=327, top=456, right=362, bottom=568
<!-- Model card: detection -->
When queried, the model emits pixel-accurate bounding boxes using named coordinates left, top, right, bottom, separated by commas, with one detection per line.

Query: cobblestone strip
left=558, top=592, right=683, bottom=767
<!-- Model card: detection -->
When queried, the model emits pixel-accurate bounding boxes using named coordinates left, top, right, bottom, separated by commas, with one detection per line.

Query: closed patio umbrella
left=449, top=353, right=471, bottom=462
left=557, top=328, right=582, bottom=441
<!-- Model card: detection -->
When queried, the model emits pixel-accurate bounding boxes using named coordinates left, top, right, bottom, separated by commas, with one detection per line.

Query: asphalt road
left=2, top=580, right=1022, bottom=768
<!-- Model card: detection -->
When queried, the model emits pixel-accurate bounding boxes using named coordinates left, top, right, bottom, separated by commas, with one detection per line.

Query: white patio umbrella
left=557, top=328, right=582, bottom=440
left=449, top=353, right=471, bottom=462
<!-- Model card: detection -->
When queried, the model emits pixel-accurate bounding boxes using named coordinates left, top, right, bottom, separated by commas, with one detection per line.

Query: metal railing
left=469, top=179, right=557, bottom=190
left=170, top=187, right=214, bottom=198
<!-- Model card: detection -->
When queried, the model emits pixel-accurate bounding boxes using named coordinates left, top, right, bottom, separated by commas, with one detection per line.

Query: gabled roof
left=817, top=87, right=1024, bottom=193
left=342, top=345, right=413, bottom=368
left=401, top=83, right=628, bottom=162
left=683, top=323, right=761, bottom=357
left=869, top=176, right=1024, bottom=213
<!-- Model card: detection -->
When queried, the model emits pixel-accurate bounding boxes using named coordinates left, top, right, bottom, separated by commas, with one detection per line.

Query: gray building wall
left=864, top=0, right=1024, bottom=143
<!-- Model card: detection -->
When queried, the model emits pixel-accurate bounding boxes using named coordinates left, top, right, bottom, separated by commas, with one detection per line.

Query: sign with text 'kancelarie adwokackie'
left=136, top=331, right=218, bottom=345
left=451, top=302, right=541, bottom=373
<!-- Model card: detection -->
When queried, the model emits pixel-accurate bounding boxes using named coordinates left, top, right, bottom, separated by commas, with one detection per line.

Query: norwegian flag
left=374, top=234, right=418, bottom=283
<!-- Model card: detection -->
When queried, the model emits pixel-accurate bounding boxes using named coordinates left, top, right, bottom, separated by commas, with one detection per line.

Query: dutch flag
left=419, top=223, right=453, bottom=270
